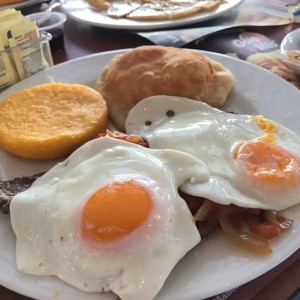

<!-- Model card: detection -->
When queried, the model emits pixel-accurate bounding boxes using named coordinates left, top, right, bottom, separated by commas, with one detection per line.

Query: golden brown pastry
left=0, top=83, right=108, bottom=160
left=97, top=45, right=235, bottom=130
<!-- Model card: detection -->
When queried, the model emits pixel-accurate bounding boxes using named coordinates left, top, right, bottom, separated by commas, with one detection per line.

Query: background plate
left=0, top=49, right=300, bottom=300
left=280, top=28, right=300, bottom=76
left=59, top=0, right=244, bottom=30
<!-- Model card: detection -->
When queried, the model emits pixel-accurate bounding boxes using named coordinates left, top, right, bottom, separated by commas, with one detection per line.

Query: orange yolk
left=81, top=180, right=152, bottom=242
left=251, top=115, right=277, bottom=134
left=233, top=140, right=300, bottom=189
left=251, top=115, right=277, bottom=143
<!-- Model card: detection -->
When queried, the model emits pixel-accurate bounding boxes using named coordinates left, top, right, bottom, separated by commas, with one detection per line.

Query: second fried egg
left=126, top=95, right=300, bottom=211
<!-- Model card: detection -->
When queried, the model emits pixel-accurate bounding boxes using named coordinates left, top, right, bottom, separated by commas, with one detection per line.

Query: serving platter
left=0, top=49, right=300, bottom=300
left=59, top=0, right=244, bottom=30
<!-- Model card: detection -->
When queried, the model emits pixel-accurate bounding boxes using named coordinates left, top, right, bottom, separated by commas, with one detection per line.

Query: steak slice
left=0, top=173, right=43, bottom=214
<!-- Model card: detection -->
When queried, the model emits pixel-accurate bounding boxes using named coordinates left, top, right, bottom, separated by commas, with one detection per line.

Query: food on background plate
left=0, top=0, right=25, bottom=5
left=10, top=136, right=207, bottom=300
left=86, top=0, right=109, bottom=9
left=246, top=51, right=300, bottom=90
left=96, top=45, right=235, bottom=130
left=283, top=50, right=300, bottom=66
left=0, top=82, right=108, bottom=160
left=86, top=0, right=223, bottom=21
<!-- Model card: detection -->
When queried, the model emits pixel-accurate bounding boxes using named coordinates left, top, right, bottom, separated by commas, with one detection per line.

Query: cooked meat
left=0, top=173, right=43, bottom=214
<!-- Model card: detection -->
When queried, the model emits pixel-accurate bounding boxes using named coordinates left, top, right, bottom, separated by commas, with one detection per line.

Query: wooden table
left=0, top=1, right=300, bottom=299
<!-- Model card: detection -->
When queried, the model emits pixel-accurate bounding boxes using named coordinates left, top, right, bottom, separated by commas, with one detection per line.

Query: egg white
left=126, top=95, right=300, bottom=211
left=10, top=137, right=209, bottom=300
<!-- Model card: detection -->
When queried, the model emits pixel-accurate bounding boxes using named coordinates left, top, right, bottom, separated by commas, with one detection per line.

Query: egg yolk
left=81, top=180, right=152, bottom=242
left=251, top=115, right=277, bottom=143
left=234, top=140, right=300, bottom=189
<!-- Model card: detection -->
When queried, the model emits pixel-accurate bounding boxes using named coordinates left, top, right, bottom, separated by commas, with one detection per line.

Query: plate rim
left=280, top=28, right=300, bottom=52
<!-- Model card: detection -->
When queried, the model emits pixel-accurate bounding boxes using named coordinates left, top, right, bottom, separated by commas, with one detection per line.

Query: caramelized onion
left=218, top=206, right=273, bottom=255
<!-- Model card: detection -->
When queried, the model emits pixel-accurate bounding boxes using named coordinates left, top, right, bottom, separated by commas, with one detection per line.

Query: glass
left=0, top=31, right=53, bottom=92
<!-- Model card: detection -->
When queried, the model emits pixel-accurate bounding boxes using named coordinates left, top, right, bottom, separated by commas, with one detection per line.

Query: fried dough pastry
left=0, top=83, right=108, bottom=160
left=97, top=45, right=235, bottom=130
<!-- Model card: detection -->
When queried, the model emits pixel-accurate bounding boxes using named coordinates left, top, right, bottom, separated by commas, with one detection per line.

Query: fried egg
left=10, top=136, right=209, bottom=300
left=126, top=95, right=300, bottom=211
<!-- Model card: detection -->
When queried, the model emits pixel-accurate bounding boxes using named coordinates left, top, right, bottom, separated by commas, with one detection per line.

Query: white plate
left=280, top=28, right=300, bottom=75
left=1, top=50, right=300, bottom=300
left=0, top=0, right=42, bottom=10
left=59, top=0, right=243, bottom=30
